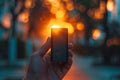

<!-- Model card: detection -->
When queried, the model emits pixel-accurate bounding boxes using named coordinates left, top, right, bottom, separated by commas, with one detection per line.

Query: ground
left=0, top=55, right=120, bottom=80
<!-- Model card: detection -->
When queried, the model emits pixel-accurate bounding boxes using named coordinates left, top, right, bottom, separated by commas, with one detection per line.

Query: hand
left=23, top=37, right=73, bottom=80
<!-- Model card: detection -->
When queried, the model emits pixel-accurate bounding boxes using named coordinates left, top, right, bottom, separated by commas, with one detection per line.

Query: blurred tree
left=10, top=0, right=25, bottom=37
left=74, top=0, right=102, bottom=53
left=29, top=0, right=52, bottom=37
left=101, top=0, right=110, bottom=65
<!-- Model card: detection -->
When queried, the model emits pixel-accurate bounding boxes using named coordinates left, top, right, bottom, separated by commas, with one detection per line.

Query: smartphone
left=51, top=28, right=68, bottom=63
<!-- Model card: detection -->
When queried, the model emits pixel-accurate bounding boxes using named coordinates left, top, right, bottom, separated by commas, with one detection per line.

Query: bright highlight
left=51, top=25, right=60, bottom=28
left=92, top=29, right=101, bottom=40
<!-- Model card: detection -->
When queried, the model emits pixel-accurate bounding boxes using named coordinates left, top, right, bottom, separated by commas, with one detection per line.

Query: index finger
left=38, top=37, right=51, bottom=57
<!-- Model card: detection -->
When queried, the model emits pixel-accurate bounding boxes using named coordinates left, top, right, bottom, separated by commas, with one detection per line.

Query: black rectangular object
left=51, top=28, right=68, bottom=63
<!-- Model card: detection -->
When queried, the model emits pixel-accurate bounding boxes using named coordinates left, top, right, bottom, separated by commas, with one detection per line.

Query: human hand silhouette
left=23, top=37, right=73, bottom=80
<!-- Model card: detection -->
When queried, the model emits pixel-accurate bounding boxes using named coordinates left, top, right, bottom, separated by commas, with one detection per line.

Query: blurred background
left=0, top=0, right=120, bottom=80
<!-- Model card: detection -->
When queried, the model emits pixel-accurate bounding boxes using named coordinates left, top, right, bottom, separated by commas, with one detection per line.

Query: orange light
left=78, top=5, right=85, bottom=12
left=51, top=25, right=60, bottom=28
left=56, top=10, right=66, bottom=20
left=50, top=7, right=59, bottom=14
left=64, top=22, right=74, bottom=34
left=2, top=14, right=12, bottom=29
left=94, top=9, right=103, bottom=20
left=18, top=11, right=29, bottom=23
left=100, top=1, right=106, bottom=14
left=51, top=0, right=60, bottom=8
left=48, top=0, right=54, bottom=2
left=51, top=27, right=61, bottom=34
left=46, top=19, right=74, bottom=36
left=25, top=0, right=32, bottom=8
left=87, top=9, right=94, bottom=17
left=76, top=22, right=85, bottom=31
left=92, top=29, right=101, bottom=40
left=66, top=1, right=74, bottom=11
left=107, top=0, right=114, bottom=11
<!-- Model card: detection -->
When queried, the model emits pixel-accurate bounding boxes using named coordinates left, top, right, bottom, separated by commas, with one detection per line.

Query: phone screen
left=51, top=28, right=68, bottom=63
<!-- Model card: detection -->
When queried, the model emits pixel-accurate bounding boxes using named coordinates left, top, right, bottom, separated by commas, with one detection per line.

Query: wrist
left=24, top=75, right=48, bottom=80
left=24, top=72, right=50, bottom=80
left=47, top=68, right=61, bottom=80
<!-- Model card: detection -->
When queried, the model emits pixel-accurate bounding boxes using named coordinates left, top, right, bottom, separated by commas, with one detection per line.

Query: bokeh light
left=18, top=11, right=29, bottom=23
left=76, top=22, right=85, bottom=31
left=56, top=10, right=66, bottom=20
left=1, top=13, right=12, bottom=29
left=100, top=1, right=106, bottom=14
left=66, top=1, right=74, bottom=11
left=92, top=29, right=101, bottom=40
left=107, top=0, right=114, bottom=11
left=94, top=9, right=103, bottom=20
left=25, top=0, right=32, bottom=8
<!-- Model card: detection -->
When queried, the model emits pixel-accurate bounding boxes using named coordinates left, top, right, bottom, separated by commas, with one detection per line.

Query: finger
left=64, top=56, right=72, bottom=72
left=38, top=37, right=51, bottom=57
left=67, top=56, right=73, bottom=67
left=68, top=49, right=73, bottom=57
left=68, top=43, right=73, bottom=49
left=43, top=52, right=51, bottom=64
left=61, top=56, right=72, bottom=74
